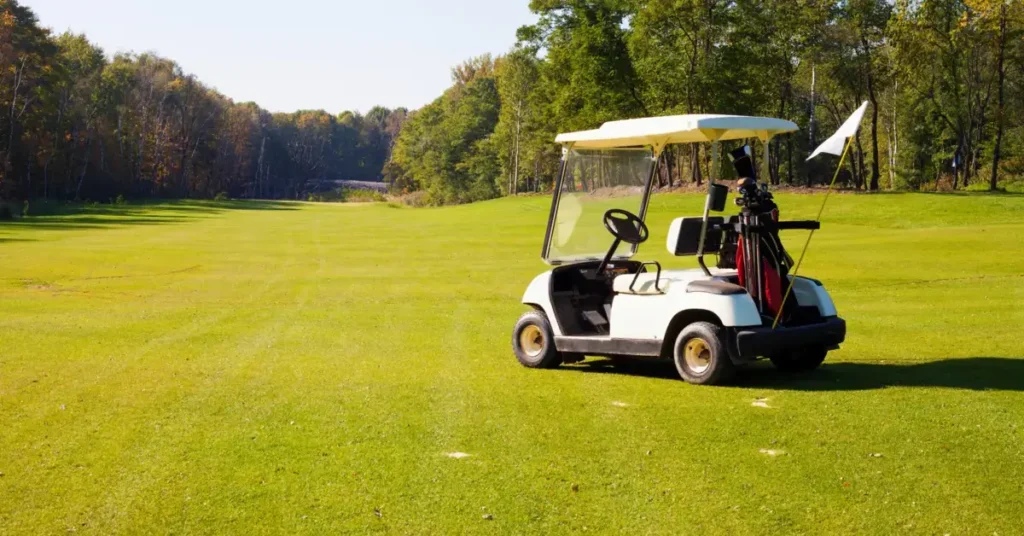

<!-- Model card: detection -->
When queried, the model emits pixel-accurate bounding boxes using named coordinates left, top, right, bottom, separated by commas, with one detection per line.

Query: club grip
left=775, top=220, right=821, bottom=230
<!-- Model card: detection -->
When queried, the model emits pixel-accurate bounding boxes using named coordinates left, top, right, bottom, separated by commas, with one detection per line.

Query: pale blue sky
left=23, top=0, right=536, bottom=114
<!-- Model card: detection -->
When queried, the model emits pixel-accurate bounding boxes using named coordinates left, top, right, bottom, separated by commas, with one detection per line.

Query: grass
left=1, top=193, right=1023, bottom=534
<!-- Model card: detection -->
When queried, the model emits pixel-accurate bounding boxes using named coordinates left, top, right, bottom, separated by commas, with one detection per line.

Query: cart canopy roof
left=555, top=114, right=799, bottom=150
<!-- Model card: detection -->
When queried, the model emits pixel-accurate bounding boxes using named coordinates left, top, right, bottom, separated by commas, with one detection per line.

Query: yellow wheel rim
left=684, top=338, right=712, bottom=374
left=520, top=325, right=545, bottom=358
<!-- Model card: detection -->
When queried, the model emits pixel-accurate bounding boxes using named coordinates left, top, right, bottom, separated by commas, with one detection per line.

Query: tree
left=495, top=49, right=539, bottom=194
left=519, top=0, right=647, bottom=131
left=848, top=0, right=893, bottom=191
left=387, top=56, right=501, bottom=203
left=0, top=0, right=56, bottom=196
left=4, top=0, right=1024, bottom=205
left=968, top=0, right=1023, bottom=190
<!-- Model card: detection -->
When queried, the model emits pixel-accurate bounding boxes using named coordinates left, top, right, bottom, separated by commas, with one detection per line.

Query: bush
left=394, top=190, right=430, bottom=207
left=214, top=192, right=230, bottom=201
left=999, top=177, right=1024, bottom=194
left=344, top=189, right=387, bottom=203
left=114, top=194, right=127, bottom=205
left=965, top=182, right=998, bottom=192
left=963, top=175, right=1024, bottom=193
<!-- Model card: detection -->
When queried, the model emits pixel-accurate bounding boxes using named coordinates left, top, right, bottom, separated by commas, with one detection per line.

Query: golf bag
left=718, top=147, right=796, bottom=319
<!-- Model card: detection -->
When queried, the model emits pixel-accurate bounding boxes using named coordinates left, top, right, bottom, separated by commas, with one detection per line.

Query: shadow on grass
left=563, top=357, right=1024, bottom=391
left=2, top=199, right=300, bottom=232
left=868, top=190, right=1024, bottom=197
left=738, top=358, right=1024, bottom=391
left=7, top=216, right=190, bottom=230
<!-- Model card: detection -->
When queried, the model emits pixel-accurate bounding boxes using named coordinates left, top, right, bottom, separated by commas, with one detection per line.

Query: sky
left=22, top=0, right=537, bottom=114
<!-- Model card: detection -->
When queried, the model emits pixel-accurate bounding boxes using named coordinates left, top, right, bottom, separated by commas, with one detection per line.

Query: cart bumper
left=734, top=317, right=846, bottom=359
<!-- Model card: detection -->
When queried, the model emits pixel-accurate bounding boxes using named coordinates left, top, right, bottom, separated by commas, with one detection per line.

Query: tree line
left=0, top=0, right=406, bottom=202
left=3, top=0, right=1021, bottom=206
left=386, top=0, right=1024, bottom=204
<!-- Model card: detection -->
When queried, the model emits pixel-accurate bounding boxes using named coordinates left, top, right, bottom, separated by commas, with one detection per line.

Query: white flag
left=807, top=101, right=869, bottom=161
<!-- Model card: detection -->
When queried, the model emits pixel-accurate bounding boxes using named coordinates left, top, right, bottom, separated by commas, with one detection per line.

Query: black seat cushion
left=686, top=280, right=746, bottom=296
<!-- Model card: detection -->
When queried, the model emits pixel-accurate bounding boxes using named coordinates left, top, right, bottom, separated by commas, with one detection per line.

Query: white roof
left=555, top=114, right=799, bottom=149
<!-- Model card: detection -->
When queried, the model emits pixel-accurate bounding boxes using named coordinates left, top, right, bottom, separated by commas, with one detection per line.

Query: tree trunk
left=7, top=59, right=27, bottom=171
left=774, top=81, right=789, bottom=185
left=43, top=98, right=67, bottom=199
left=506, top=137, right=515, bottom=196
left=786, top=136, right=793, bottom=185
left=953, top=145, right=961, bottom=190
left=665, top=146, right=675, bottom=187
left=853, top=131, right=866, bottom=189
left=885, top=84, right=898, bottom=190
left=671, top=146, right=679, bottom=186
left=75, top=133, right=93, bottom=200
left=534, top=157, right=540, bottom=193
left=691, top=144, right=702, bottom=186
left=862, top=35, right=881, bottom=191
left=512, top=101, right=523, bottom=196
left=990, top=3, right=1006, bottom=191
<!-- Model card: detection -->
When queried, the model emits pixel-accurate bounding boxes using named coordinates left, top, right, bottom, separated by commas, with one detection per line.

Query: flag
left=806, top=101, right=869, bottom=161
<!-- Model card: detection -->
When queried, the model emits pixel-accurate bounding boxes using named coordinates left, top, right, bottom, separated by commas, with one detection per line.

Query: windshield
left=543, top=148, right=656, bottom=264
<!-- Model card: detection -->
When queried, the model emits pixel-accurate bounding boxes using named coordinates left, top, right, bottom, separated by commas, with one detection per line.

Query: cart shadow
left=564, top=357, right=1024, bottom=391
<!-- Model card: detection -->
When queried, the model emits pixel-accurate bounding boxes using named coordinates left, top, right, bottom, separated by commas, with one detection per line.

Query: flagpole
left=772, top=135, right=854, bottom=329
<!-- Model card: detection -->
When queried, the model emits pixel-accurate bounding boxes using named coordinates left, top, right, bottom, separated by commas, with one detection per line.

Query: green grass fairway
left=2, top=193, right=1023, bottom=534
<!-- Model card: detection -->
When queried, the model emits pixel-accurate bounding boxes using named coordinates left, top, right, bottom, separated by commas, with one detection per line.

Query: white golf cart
left=511, top=114, right=846, bottom=385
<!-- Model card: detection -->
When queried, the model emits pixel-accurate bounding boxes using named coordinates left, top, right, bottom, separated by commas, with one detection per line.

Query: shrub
left=965, top=182, right=999, bottom=192
left=214, top=192, right=230, bottom=201
left=345, top=189, right=387, bottom=203
left=396, top=190, right=430, bottom=207
left=304, top=189, right=347, bottom=202
left=963, top=175, right=1024, bottom=193
left=1005, top=179, right=1024, bottom=194
left=114, top=194, right=127, bottom=205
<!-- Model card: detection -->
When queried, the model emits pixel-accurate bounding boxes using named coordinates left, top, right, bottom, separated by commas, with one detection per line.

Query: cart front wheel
left=512, top=311, right=562, bottom=369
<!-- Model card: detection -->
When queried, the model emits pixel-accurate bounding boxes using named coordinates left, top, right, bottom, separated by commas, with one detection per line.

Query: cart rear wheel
left=512, top=311, right=562, bottom=369
left=673, top=322, right=734, bottom=385
left=769, top=346, right=828, bottom=372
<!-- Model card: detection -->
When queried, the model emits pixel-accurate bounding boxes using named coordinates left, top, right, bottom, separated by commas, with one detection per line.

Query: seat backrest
left=666, top=217, right=724, bottom=256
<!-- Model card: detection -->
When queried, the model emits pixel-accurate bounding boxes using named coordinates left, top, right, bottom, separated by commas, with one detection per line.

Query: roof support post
left=696, top=138, right=722, bottom=276
left=637, top=145, right=660, bottom=236
left=541, top=144, right=573, bottom=260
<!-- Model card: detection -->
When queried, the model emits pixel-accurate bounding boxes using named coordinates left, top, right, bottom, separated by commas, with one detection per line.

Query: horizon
left=21, top=0, right=537, bottom=115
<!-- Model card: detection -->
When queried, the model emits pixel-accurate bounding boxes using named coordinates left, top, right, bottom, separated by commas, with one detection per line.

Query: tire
left=512, top=310, right=562, bottom=369
left=769, top=346, right=828, bottom=372
left=672, top=322, right=735, bottom=385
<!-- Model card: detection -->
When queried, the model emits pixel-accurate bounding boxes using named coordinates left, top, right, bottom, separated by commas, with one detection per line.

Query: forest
left=0, top=0, right=405, bottom=202
left=387, top=0, right=1024, bottom=204
left=1, top=0, right=1022, bottom=206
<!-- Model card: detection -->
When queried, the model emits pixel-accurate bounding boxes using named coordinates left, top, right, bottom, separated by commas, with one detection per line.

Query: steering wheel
left=603, top=209, right=649, bottom=245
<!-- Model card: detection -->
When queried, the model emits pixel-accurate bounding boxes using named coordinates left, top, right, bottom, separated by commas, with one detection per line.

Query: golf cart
left=511, top=114, right=846, bottom=385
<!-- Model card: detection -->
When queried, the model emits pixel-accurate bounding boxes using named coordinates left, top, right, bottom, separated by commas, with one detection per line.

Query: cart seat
left=613, top=273, right=668, bottom=295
